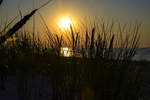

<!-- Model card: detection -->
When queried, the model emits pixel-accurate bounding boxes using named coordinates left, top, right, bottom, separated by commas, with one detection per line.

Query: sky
left=0, top=0, right=150, bottom=47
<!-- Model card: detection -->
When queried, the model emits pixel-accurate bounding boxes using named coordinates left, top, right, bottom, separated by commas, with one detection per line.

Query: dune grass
left=0, top=1, right=148, bottom=100
left=0, top=18, right=146, bottom=100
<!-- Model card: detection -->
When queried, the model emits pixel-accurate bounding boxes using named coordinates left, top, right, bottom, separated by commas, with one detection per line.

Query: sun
left=58, top=17, right=73, bottom=30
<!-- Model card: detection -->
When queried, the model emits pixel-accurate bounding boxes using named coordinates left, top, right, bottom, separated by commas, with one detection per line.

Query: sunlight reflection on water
left=60, top=47, right=73, bottom=57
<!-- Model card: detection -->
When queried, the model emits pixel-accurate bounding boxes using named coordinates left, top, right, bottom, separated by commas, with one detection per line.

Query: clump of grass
left=0, top=2, right=147, bottom=99
left=0, top=21, right=146, bottom=100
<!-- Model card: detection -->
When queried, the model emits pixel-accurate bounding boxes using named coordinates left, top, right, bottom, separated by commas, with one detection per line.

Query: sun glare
left=61, top=47, right=73, bottom=57
left=58, top=17, right=73, bottom=30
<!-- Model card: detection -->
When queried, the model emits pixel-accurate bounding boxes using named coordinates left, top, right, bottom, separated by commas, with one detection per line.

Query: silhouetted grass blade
left=0, top=0, right=3, bottom=5
left=0, top=9, right=37, bottom=45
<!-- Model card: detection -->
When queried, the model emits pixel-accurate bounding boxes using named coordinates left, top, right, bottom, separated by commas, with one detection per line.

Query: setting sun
left=58, top=17, right=73, bottom=30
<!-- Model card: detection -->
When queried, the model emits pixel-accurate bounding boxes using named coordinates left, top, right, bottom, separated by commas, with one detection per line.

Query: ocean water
left=133, top=48, right=150, bottom=61
left=60, top=47, right=150, bottom=61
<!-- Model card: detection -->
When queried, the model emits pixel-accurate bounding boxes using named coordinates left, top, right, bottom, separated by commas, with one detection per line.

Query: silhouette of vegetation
left=0, top=0, right=3, bottom=5
left=0, top=1, right=148, bottom=100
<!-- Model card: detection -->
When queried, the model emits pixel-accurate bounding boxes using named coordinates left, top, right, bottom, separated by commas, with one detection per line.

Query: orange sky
left=0, top=0, right=150, bottom=47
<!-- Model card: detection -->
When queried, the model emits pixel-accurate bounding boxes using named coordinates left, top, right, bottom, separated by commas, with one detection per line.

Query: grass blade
left=90, top=28, right=95, bottom=49
left=0, top=0, right=3, bottom=5
left=75, top=32, right=79, bottom=48
left=0, top=9, right=37, bottom=45
left=70, top=25, right=75, bottom=49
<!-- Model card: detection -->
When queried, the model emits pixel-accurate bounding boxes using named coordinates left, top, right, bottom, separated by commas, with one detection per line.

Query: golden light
left=58, top=17, right=73, bottom=30
left=60, top=47, right=73, bottom=57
